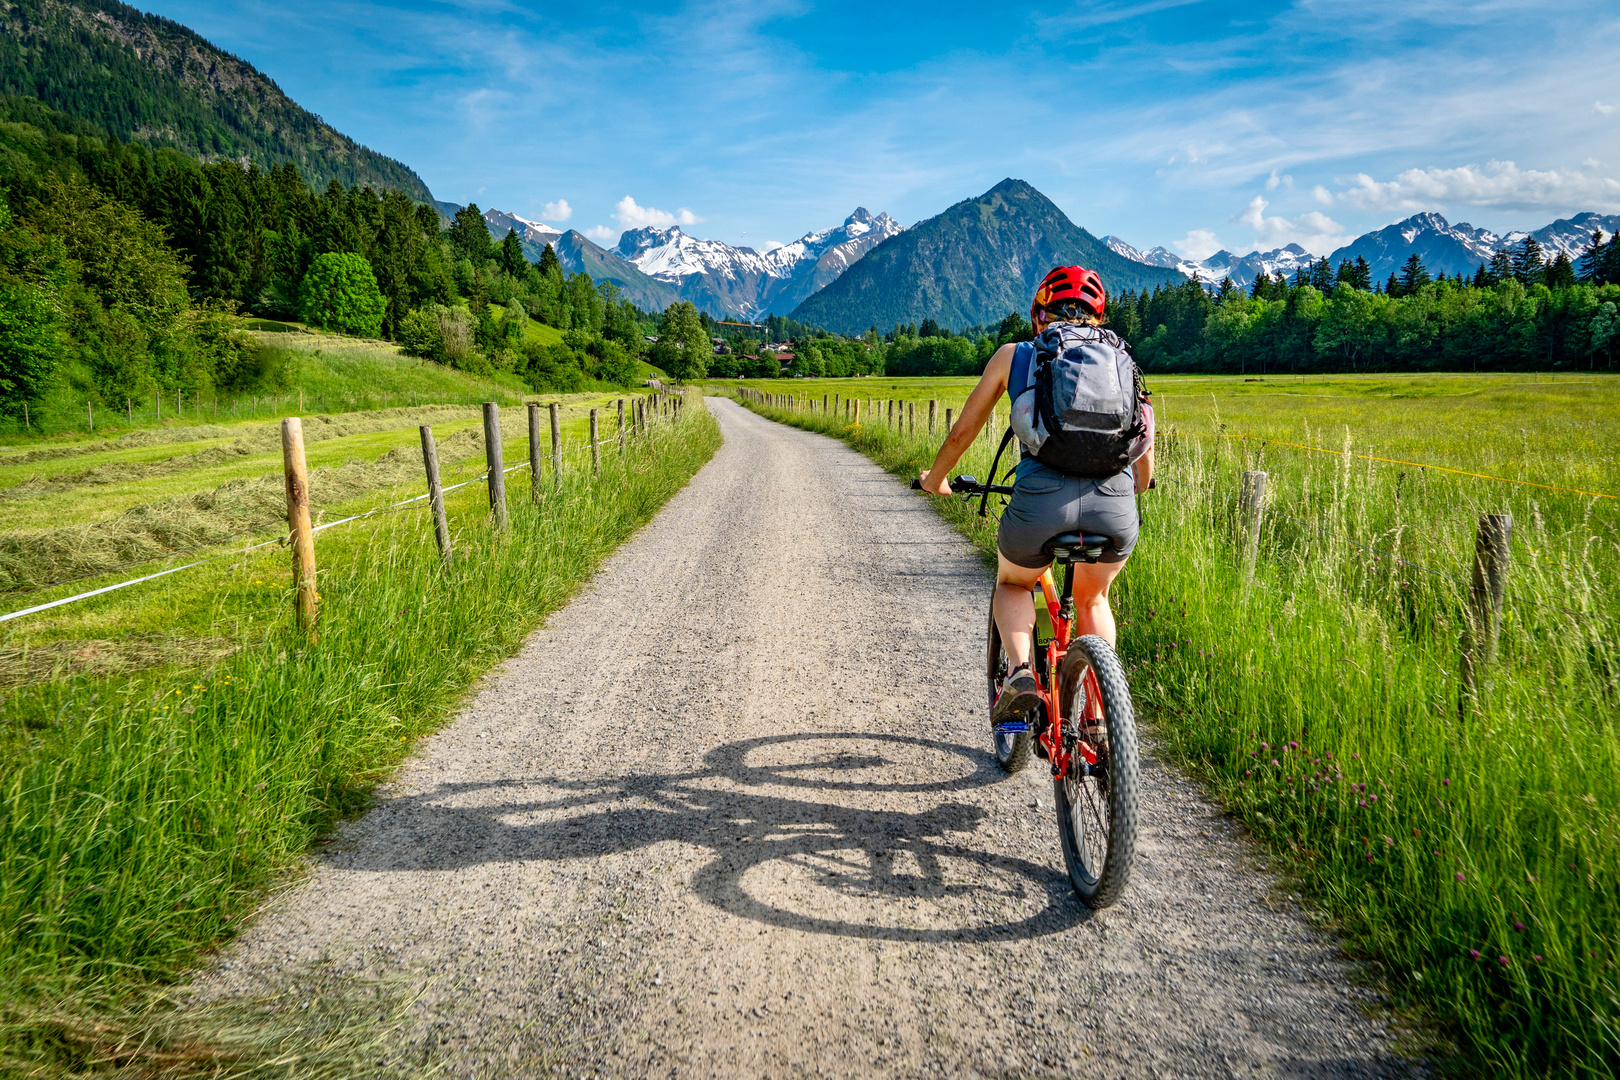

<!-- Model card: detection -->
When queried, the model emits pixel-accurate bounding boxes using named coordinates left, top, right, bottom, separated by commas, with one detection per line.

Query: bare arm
left=918, top=343, right=1014, bottom=495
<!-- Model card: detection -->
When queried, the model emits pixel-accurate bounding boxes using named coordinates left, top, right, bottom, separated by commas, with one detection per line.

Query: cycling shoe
left=992, top=664, right=1042, bottom=729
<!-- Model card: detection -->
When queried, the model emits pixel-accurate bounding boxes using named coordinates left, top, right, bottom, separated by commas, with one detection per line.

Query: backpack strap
left=979, top=425, right=1017, bottom=519
left=1007, top=341, right=1036, bottom=404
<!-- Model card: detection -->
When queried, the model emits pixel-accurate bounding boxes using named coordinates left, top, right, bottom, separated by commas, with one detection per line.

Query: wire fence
left=0, top=394, right=687, bottom=625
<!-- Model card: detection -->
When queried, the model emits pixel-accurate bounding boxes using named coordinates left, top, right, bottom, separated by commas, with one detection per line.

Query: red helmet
left=1030, top=265, right=1107, bottom=324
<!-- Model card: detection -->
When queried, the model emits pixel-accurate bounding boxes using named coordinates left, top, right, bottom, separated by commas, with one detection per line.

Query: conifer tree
left=1578, top=230, right=1606, bottom=283
left=1485, top=249, right=1512, bottom=286
left=1251, top=271, right=1271, bottom=300
left=1309, top=257, right=1333, bottom=292
left=1351, top=256, right=1372, bottom=291
left=538, top=242, right=562, bottom=277
left=1398, top=253, right=1430, bottom=295
left=1544, top=251, right=1576, bottom=289
left=1512, top=236, right=1544, bottom=284
left=498, top=228, right=526, bottom=278
left=1384, top=272, right=1400, bottom=297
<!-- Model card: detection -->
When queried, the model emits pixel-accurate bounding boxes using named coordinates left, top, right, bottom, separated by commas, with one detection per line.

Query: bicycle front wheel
left=986, top=591, right=1032, bottom=774
left=1053, top=634, right=1139, bottom=908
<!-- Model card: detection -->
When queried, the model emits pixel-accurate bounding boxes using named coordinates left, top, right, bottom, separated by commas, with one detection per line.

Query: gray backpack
left=1007, top=324, right=1143, bottom=478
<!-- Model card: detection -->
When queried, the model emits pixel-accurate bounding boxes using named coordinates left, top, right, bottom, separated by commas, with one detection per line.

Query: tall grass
left=0, top=394, right=720, bottom=1076
left=731, top=387, right=1619, bottom=1078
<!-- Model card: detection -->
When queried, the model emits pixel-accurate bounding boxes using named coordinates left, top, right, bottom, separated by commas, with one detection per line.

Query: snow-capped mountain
left=617, top=208, right=903, bottom=319
left=483, top=208, right=563, bottom=260
left=1107, top=211, right=1620, bottom=291
left=1102, top=236, right=1315, bottom=289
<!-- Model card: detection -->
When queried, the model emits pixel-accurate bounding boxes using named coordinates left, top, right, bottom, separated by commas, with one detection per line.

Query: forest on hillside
left=0, top=0, right=431, bottom=198
left=0, top=95, right=724, bottom=422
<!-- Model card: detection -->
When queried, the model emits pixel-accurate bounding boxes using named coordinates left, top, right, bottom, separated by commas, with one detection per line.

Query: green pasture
left=711, top=372, right=1620, bottom=494
left=730, top=374, right=1619, bottom=1078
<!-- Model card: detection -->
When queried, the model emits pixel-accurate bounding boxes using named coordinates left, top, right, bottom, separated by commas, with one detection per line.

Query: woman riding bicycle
left=917, top=265, right=1153, bottom=730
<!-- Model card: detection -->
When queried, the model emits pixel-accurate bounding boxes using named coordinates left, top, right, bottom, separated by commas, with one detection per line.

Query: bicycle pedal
left=993, top=719, right=1030, bottom=734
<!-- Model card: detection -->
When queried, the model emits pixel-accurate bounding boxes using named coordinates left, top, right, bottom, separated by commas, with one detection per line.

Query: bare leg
left=994, top=554, right=1048, bottom=668
left=1069, top=560, right=1126, bottom=647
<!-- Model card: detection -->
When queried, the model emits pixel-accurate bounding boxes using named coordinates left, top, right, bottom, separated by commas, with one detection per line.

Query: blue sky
left=146, top=0, right=1618, bottom=258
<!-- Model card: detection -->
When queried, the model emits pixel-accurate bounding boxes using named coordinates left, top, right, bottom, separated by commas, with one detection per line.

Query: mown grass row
left=0, top=394, right=720, bottom=1077
left=730, top=388, right=1619, bottom=1079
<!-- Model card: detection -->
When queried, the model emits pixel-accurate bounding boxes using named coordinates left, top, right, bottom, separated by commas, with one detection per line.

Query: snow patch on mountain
left=1108, top=211, right=1620, bottom=291
left=483, top=208, right=563, bottom=249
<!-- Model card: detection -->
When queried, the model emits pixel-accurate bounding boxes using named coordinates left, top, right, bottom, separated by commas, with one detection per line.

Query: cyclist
left=917, top=265, right=1153, bottom=728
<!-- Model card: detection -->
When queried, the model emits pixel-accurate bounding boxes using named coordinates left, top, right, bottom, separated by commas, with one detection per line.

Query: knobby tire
left=1055, top=635, right=1139, bottom=908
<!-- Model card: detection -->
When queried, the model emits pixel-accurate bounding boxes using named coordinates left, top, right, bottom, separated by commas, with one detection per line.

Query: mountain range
left=1106, top=212, right=1620, bottom=290
left=789, top=179, right=1183, bottom=334
left=0, top=0, right=433, bottom=200
left=611, top=208, right=903, bottom=321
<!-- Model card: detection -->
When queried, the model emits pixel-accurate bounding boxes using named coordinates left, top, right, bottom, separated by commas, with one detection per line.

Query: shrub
left=299, top=253, right=387, bottom=337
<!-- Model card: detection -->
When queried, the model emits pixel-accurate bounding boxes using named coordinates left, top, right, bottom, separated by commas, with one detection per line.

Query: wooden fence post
left=548, top=402, right=563, bottom=487
left=590, top=409, right=601, bottom=474
left=527, top=403, right=542, bottom=502
left=281, top=418, right=318, bottom=635
left=945, top=407, right=953, bottom=434
left=618, top=399, right=626, bottom=452
left=1460, top=513, right=1512, bottom=709
left=854, top=400, right=861, bottom=424
left=87, top=399, right=93, bottom=432
left=420, top=425, right=453, bottom=565
left=483, top=402, right=508, bottom=531
left=1237, top=470, right=1267, bottom=584
left=928, top=399, right=937, bottom=434
left=908, top=401, right=915, bottom=436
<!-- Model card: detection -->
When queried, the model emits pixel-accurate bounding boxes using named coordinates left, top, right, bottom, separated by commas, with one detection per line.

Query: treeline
left=1111, top=239, right=1620, bottom=374
left=0, top=94, right=669, bottom=420
left=789, top=239, right=1620, bottom=379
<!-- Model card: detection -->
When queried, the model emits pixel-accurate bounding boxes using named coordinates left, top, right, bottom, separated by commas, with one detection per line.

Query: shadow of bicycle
left=344, top=731, right=1088, bottom=943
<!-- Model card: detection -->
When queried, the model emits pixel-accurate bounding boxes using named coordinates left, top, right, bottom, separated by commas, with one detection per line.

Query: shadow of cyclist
left=335, top=731, right=1088, bottom=943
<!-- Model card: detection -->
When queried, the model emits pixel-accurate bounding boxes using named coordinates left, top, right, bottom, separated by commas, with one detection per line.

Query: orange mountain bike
left=920, top=473, right=1141, bottom=908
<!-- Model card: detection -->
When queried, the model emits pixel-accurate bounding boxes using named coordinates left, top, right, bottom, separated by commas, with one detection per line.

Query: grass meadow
left=8, top=323, right=662, bottom=444
left=0, top=389, right=718, bottom=1077
left=724, top=372, right=1620, bottom=1078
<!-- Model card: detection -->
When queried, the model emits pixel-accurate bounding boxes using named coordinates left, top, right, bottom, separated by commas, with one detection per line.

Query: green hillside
left=0, top=0, right=433, bottom=200
left=554, top=229, right=682, bottom=313
left=791, top=178, right=1183, bottom=333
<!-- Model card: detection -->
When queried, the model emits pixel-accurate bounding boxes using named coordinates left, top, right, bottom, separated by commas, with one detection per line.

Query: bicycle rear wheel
left=986, top=592, right=1032, bottom=774
left=1053, top=634, right=1139, bottom=908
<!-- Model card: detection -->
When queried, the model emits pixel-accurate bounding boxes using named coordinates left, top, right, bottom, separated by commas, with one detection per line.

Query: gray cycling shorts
left=996, top=461, right=1140, bottom=568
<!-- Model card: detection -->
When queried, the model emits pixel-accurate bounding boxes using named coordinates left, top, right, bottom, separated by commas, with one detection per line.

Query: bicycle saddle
left=1044, top=532, right=1110, bottom=562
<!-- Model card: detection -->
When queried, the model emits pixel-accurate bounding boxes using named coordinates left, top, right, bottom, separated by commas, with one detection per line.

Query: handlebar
left=910, top=474, right=1014, bottom=496
left=910, top=474, right=1155, bottom=492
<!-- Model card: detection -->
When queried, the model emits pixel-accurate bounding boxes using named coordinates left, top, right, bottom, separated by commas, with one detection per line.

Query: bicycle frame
left=1033, top=570, right=1102, bottom=781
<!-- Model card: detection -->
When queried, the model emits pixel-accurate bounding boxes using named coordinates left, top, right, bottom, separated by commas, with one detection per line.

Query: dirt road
left=203, top=398, right=1415, bottom=1078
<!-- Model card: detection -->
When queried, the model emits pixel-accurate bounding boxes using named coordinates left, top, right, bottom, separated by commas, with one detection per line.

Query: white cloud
left=761, top=240, right=786, bottom=252
left=1335, top=161, right=1620, bottom=213
left=1312, top=185, right=1333, bottom=205
left=1596, top=102, right=1617, bottom=115
left=1233, top=196, right=1351, bottom=254
left=1171, top=228, right=1223, bottom=260
left=584, top=225, right=617, bottom=243
left=612, top=196, right=703, bottom=230
left=541, top=199, right=573, bottom=222
left=1265, top=170, right=1293, bottom=192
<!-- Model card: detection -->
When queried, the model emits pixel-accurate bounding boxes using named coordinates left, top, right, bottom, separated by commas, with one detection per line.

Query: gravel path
left=201, top=398, right=1418, bottom=1079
